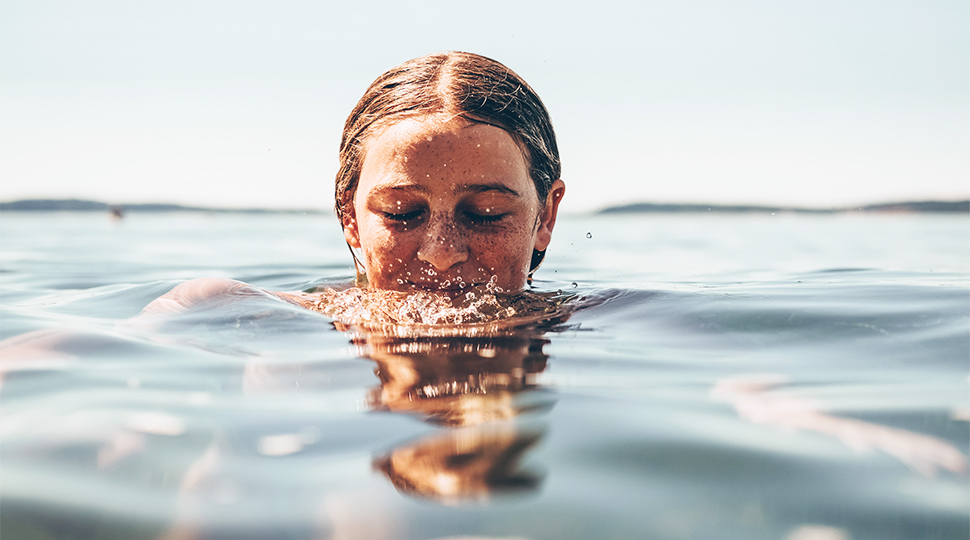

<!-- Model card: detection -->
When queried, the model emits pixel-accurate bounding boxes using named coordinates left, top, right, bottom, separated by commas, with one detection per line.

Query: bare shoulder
left=140, top=278, right=314, bottom=316
left=140, top=278, right=251, bottom=315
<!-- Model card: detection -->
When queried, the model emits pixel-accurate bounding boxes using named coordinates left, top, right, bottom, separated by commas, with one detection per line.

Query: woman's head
left=336, top=52, right=565, bottom=293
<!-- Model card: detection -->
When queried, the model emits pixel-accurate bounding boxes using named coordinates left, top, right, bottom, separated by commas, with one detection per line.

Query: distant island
left=0, top=199, right=328, bottom=214
left=597, top=200, right=969, bottom=214
left=0, top=198, right=967, bottom=215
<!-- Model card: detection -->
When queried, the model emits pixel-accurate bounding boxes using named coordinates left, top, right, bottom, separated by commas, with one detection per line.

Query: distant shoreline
left=0, top=198, right=967, bottom=215
left=0, top=199, right=329, bottom=215
left=597, top=200, right=969, bottom=214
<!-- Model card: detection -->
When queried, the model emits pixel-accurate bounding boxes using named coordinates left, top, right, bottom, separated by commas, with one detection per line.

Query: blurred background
left=1, top=0, right=967, bottom=213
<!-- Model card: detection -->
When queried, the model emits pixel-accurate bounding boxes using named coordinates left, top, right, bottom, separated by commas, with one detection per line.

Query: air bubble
left=586, top=232, right=592, bottom=239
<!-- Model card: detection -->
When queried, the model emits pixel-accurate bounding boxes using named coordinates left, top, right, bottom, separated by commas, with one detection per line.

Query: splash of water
left=305, top=277, right=571, bottom=330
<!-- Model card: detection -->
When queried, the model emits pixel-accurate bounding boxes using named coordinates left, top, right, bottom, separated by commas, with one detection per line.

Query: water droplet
left=586, top=232, right=592, bottom=239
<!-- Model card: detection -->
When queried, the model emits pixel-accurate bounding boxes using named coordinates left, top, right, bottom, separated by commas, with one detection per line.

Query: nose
left=416, top=214, right=468, bottom=271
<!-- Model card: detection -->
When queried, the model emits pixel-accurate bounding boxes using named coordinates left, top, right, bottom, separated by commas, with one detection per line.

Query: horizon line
left=1, top=197, right=968, bottom=215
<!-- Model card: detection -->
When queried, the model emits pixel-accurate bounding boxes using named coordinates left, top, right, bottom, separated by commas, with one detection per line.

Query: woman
left=334, top=51, right=565, bottom=294
left=135, top=51, right=566, bottom=324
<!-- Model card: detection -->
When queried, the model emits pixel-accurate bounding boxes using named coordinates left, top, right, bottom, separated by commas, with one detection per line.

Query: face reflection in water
left=343, top=116, right=565, bottom=293
left=359, top=330, right=554, bottom=503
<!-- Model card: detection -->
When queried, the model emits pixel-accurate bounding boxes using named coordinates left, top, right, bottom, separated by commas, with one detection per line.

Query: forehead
left=360, top=117, right=530, bottom=182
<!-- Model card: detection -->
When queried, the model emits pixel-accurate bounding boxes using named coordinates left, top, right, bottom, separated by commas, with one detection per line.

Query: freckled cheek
left=360, top=226, right=419, bottom=277
left=468, top=225, right=534, bottom=284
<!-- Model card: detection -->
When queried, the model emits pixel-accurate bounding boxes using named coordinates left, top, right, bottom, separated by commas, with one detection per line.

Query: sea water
left=0, top=211, right=967, bottom=540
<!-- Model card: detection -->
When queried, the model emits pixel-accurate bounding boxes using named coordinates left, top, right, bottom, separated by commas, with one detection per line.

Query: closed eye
left=464, top=211, right=507, bottom=225
left=383, top=209, right=425, bottom=222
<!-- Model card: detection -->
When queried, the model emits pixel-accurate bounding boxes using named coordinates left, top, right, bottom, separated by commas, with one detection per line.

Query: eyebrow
left=369, top=182, right=431, bottom=196
left=454, top=182, right=521, bottom=197
left=369, top=181, right=521, bottom=198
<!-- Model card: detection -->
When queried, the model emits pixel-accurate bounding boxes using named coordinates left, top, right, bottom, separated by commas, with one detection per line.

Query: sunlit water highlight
left=1, top=212, right=967, bottom=540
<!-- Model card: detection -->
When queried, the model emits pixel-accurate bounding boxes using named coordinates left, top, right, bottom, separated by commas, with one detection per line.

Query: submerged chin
left=361, top=260, right=530, bottom=294
left=410, top=281, right=478, bottom=294
left=368, top=276, right=527, bottom=295
left=406, top=279, right=501, bottom=296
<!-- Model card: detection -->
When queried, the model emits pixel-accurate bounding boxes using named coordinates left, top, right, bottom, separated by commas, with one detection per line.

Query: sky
left=1, top=0, right=967, bottom=213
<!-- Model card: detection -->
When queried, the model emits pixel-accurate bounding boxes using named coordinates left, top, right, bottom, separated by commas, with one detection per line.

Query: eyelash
left=381, top=209, right=507, bottom=226
left=382, top=209, right=424, bottom=222
left=464, top=212, right=507, bottom=225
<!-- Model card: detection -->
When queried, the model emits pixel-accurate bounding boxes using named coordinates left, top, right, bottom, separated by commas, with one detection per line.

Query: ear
left=533, top=179, right=565, bottom=252
left=342, top=206, right=362, bottom=249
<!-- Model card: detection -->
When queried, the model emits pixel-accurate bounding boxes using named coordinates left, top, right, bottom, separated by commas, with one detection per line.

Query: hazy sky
left=1, top=0, right=967, bottom=212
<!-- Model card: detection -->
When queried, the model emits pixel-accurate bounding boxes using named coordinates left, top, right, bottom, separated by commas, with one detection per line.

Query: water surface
left=1, top=212, right=967, bottom=540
